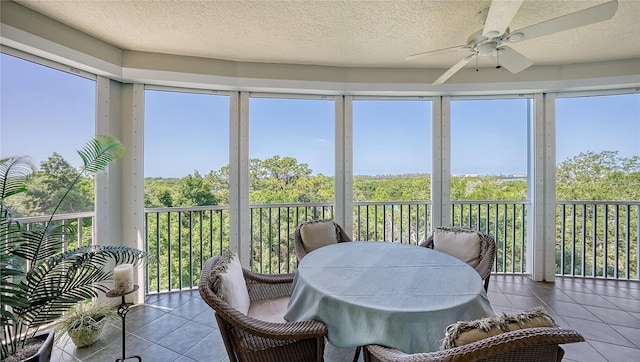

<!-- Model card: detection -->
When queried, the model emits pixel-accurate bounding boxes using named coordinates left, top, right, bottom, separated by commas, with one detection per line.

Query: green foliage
left=557, top=151, right=640, bottom=201
left=175, top=171, right=217, bottom=206
left=451, top=176, right=527, bottom=201
left=12, top=148, right=639, bottom=294
left=0, top=135, right=146, bottom=360
left=353, top=174, right=430, bottom=201
left=4, top=153, right=94, bottom=217
left=555, top=151, right=639, bottom=278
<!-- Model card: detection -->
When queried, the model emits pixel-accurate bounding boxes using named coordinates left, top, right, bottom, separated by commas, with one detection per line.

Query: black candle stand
left=106, top=284, right=142, bottom=362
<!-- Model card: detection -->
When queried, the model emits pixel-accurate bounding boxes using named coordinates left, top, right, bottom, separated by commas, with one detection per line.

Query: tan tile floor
left=53, top=275, right=639, bottom=362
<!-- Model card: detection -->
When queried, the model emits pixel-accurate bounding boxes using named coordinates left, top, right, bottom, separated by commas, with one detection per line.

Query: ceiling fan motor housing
left=467, top=29, right=506, bottom=56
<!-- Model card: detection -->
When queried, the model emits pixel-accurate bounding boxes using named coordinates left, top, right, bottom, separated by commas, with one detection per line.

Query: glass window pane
left=352, top=99, right=432, bottom=243
left=249, top=98, right=335, bottom=203
left=353, top=100, right=432, bottom=199
left=248, top=97, right=335, bottom=273
left=1, top=53, right=95, bottom=216
left=144, top=90, right=230, bottom=206
left=450, top=99, right=529, bottom=201
left=556, top=93, right=640, bottom=201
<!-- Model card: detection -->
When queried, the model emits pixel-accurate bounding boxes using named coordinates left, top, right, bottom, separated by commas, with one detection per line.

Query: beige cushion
left=433, top=227, right=481, bottom=268
left=210, top=252, right=250, bottom=315
left=441, top=307, right=556, bottom=349
left=300, top=221, right=339, bottom=253
left=247, top=296, right=290, bottom=323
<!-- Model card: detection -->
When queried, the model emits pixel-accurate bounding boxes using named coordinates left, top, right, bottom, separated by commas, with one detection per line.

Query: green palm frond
left=15, top=245, right=146, bottom=327
left=6, top=225, right=70, bottom=263
left=78, top=134, right=125, bottom=173
left=0, top=157, right=35, bottom=200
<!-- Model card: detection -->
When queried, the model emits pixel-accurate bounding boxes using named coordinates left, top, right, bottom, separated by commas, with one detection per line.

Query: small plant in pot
left=1, top=135, right=146, bottom=362
left=54, top=301, right=117, bottom=348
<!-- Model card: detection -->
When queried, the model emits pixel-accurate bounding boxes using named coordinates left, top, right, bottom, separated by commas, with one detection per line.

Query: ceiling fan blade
left=483, top=0, right=524, bottom=38
left=433, top=55, right=475, bottom=85
left=507, top=0, right=618, bottom=43
left=405, top=45, right=472, bottom=61
left=498, top=46, right=533, bottom=74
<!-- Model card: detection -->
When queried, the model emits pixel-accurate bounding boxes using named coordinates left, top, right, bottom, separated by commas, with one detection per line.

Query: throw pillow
left=433, top=227, right=482, bottom=268
left=441, top=307, right=556, bottom=349
left=300, top=220, right=340, bottom=253
left=209, top=252, right=250, bottom=315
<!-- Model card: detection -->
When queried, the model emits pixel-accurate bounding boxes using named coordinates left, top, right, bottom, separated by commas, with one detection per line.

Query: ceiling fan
left=407, top=0, right=619, bottom=85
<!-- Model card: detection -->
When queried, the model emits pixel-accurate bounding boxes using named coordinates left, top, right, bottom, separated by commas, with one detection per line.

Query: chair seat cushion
left=433, top=227, right=481, bottom=268
left=300, top=220, right=339, bottom=253
left=441, top=307, right=556, bottom=349
left=209, top=252, right=251, bottom=315
left=248, top=296, right=290, bottom=323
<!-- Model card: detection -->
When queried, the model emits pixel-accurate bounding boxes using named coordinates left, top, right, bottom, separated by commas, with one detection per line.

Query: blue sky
left=2, top=53, right=639, bottom=178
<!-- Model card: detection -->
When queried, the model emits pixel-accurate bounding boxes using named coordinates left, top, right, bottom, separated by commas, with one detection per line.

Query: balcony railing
left=146, top=200, right=530, bottom=293
left=556, top=201, right=639, bottom=279
left=144, top=206, right=229, bottom=294
left=13, top=212, right=95, bottom=250
left=13, top=200, right=637, bottom=296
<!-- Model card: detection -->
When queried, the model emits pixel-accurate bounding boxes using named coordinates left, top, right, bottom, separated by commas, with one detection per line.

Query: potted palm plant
left=0, top=135, right=146, bottom=362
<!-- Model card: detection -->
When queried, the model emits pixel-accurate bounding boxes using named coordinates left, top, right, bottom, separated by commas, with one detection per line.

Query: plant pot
left=19, top=331, right=54, bottom=362
left=67, top=317, right=107, bottom=348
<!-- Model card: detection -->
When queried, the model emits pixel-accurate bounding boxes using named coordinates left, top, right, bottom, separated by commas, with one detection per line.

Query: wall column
left=527, top=93, right=556, bottom=282
left=119, top=83, right=146, bottom=303
left=335, top=96, right=353, bottom=235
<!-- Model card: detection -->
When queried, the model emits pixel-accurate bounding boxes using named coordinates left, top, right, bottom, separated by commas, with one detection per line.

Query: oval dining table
left=284, top=241, right=495, bottom=354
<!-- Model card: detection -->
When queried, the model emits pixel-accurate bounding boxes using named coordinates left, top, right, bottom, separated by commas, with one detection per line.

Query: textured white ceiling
left=14, top=0, right=640, bottom=70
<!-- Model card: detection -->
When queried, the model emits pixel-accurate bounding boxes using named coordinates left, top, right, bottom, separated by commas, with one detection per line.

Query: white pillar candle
left=113, top=263, right=134, bottom=294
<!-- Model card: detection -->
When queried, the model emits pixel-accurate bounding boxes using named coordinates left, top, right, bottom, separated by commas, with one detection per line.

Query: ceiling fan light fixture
left=507, top=32, right=524, bottom=42
left=478, top=42, right=498, bottom=56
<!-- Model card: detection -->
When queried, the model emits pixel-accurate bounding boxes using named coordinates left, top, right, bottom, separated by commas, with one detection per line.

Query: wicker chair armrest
left=242, top=269, right=295, bottom=300
left=419, top=235, right=433, bottom=248
left=365, top=328, right=584, bottom=362
left=242, top=269, right=295, bottom=284
left=337, top=223, right=353, bottom=242
left=199, top=276, right=327, bottom=340
left=294, top=223, right=308, bottom=263
left=474, top=234, right=496, bottom=281
left=228, top=311, right=328, bottom=340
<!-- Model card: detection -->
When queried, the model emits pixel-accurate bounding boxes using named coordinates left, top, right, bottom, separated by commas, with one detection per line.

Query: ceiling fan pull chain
left=496, top=50, right=501, bottom=69
left=476, top=53, right=479, bottom=72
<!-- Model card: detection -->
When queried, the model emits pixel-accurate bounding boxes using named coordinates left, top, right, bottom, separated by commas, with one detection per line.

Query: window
left=143, top=89, right=231, bottom=291
left=450, top=98, right=530, bottom=273
left=0, top=53, right=95, bottom=216
left=450, top=98, right=529, bottom=200
left=248, top=96, right=335, bottom=273
left=555, top=92, right=640, bottom=278
left=144, top=89, right=230, bottom=206
left=556, top=93, right=640, bottom=201
left=352, top=99, right=432, bottom=243
left=249, top=97, right=335, bottom=203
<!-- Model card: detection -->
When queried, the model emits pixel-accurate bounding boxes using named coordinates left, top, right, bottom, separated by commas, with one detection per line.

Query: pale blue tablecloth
left=284, top=241, right=495, bottom=353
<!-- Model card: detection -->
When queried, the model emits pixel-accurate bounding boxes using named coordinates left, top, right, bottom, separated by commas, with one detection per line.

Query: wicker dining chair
left=199, top=255, right=328, bottom=362
left=363, top=327, right=585, bottom=362
left=294, top=219, right=352, bottom=263
left=420, top=226, right=496, bottom=292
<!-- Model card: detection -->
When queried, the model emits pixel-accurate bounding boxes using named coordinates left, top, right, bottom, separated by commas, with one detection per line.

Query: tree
left=3, top=153, right=94, bottom=217
left=557, top=151, right=640, bottom=201
left=175, top=171, right=217, bottom=206
left=207, top=165, right=230, bottom=205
